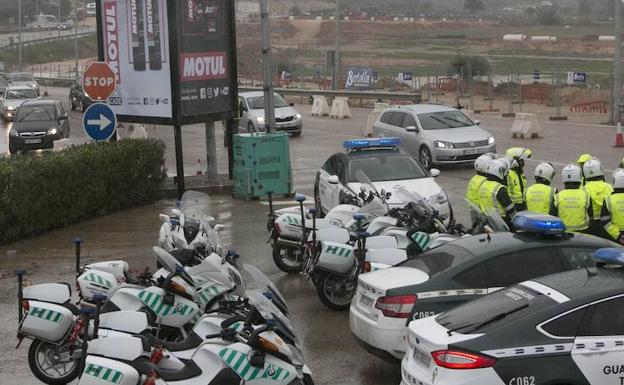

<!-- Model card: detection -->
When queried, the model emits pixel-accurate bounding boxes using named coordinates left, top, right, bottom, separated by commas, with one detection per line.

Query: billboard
left=96, top=0, right=237, bottom=125
left=345, top=67, right=374, bottom=90
left=99, top=0, right=173, bottom=119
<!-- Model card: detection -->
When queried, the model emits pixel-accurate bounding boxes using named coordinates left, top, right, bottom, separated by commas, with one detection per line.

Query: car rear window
left=397, top=244, right=473, bottom=276
left=436, top=285, right=556, bottom=334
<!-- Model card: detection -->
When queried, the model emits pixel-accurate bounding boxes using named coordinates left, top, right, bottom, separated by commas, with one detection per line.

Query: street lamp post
left=614, top=0, right=622, bottom=124
left=18, top=0, right=22, bottom=71
left=260, top=0, right=275, bottom=133
left=332, top=0, right=341, bottom=91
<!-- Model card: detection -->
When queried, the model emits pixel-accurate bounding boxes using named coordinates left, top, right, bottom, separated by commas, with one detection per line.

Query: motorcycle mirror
left=204, top=216, right=216, bottom=226
left=430, top=168, right=441, bottom=177
left=171, top=209, right=182, bottom=217
left=249, top=351, right=266, bottom=368
left=327, top=175, right=340, bottom=185
left=163, top=293, right=175, bottom=306
left=294, top=194, right=306, bottom=203
left=214, top=224, right=226, bottom=232
left=159, top=214, right=170, bottom=223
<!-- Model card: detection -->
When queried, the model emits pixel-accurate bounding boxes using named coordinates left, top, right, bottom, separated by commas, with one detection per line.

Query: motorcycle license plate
left=25, top=139, right=42, bottom=144
left=359, top=294, right=374, bottom=308
left=413, top=347, right=432, bottom=367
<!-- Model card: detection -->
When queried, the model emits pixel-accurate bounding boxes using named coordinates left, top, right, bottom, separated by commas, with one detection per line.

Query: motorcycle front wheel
left=315, top=273, right=356, bottom=311
left=272, top=246, right=303, bottom=274
left=28, top=339, right=82, bottom=385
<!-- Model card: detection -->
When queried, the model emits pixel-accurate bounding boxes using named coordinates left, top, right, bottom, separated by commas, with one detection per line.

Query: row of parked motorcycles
left=16, top=191, right=314, bottom=385
left=267, top=170, right=508, bottom=310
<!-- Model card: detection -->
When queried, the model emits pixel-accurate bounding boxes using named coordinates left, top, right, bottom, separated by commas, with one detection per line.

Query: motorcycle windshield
left=247, top=290, right=298, bottom=344
left=179, top=190, right=212, bottom=221
left=485, top=208, right=510, bottom=232
left=354, top=170, right=388, bottom=217
left=152, top=246, right=195, bottom=285
left=200, top=218, right=219, bottom=251
left=242, top=264, right=288, bottom=313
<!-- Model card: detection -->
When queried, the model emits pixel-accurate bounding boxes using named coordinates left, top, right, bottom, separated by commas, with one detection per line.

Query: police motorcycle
left=78, top=292, right=313, bottom=385
left=465, top=199, right=511, bottom=234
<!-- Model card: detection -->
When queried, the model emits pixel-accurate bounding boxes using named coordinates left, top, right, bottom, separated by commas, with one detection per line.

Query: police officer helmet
left=474, top=154, right=494, bottom=173
left=534, top=162, right=556, bottom=184
left=583, top=158, right=604, bottom=179
left=562, top=164, right=583, bottom=184
left=487, top=159, right=510, bottom=180
left=613, top=168, right=624, bottom=189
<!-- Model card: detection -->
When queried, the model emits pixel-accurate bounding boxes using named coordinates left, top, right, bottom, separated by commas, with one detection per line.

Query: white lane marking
left=521, top=280, right=570, bottom=303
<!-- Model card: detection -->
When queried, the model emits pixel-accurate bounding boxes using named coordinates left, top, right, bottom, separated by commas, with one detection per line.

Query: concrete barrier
left=363, top=102, right=389, bottom=137
left=311, top=95, right=330, bottom=116
left=511, top=113, right=542, bottom=139
left=330, top=97, right=351, bottom=119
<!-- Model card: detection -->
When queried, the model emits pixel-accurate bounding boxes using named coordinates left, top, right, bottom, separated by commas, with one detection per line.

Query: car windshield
left=16, top=105, right=56, bottom=122
left=348, top=153, right=428, bottom=182
left=418, top=110, right=474, bottom=130
left=396, top=244, right=473, bottom=276
left=246, top=94, right=289, bottom=110
left=6, top=89, right=37, bottom=99
left=436, top=285, right=555, bottom=334
left=10, top=74, right=34, bottom=82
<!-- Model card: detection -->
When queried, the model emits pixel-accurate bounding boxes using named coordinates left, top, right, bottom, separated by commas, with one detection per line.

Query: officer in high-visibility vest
left=552, top=164, right=592, bottom=233
left=505, top=147, right=532, bottom=211
left=583, top=158, right=614, bottom=238
left=478, top=158, right=516, bottom=226
left=466, top=154, right=495, bottom=227
left=577, top=153, right=593, bottom=185
left=602, top=169, right=624, bottom=244
left=525, top=162, right=557, bottom=215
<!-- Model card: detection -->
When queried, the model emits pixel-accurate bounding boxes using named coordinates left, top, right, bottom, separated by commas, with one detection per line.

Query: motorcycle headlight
left=488, top=136, right=495, bottom=145
left=434, top=140, right=454, bottom=149
left=256, top=116, right=265, bottom=123
left=47, top=127, right=57, bottom=135
left=289, top=344, right=305, bottom=368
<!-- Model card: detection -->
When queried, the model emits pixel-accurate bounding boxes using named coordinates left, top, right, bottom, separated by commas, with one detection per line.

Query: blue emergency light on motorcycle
left=342, top=137, right=401, bottom=150
left=512, top=212, right=566, bottom=235
left=593, top=248, right=624, bottom=265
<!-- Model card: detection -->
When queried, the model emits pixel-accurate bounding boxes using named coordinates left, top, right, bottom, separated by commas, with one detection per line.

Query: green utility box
left=233, top=133, right=292, bottom=199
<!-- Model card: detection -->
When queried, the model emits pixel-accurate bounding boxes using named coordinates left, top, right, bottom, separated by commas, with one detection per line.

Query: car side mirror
left=327, top=175, right=340, bottom=185
left=430, top=168, right=441, bottom=177
left=474, top=120, right=481, bottom=125
left=289, top=102, right=295, bottom=107
left=159, top=214, right=170, bottom=223
left=406, top=126, right=419, bottom=133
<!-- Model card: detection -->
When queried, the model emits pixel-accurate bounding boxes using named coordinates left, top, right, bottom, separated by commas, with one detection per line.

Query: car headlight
left=6, top=106, right=16, bottom=111
left=10, top=129, right=19, bottom=137
left=429, top=191, right=448, bottom=205
left=256, top=116, right=265, bottom=123
left=488, top=136, right=495, bottom=145
left=47, top=127, right=57, bottom=135
left=84, top=91, right=90, bottom=99
left=434, top=140, right=454, bottom=149
left=295, top=113, right=302, bottom=120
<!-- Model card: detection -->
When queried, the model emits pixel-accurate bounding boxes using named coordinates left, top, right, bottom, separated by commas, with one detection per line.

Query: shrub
left=0, top=139, right=166, bottom=244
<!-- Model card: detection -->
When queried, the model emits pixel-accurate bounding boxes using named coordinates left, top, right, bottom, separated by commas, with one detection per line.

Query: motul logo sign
left=181, top=52, right=227, bottom=81
left=103, top=1, right=121, bottom=83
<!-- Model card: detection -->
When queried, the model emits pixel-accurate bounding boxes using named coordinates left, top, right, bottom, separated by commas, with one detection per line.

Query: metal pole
left=332, top=0, right=341, bottom=91
left=205, top=121, right=217, bottom=178
left=260, top=0, right=275, bottom=133
left=174, top=125, right=185, bottom=200
left=16, top=269, right=26, bottom=323
left=614, top=0, right=622, bottom=124
left=73, top=237, right=83, bottom=275
left=74, top=1, right=79, bottom=78
left=18, top=0, right=22, bottom=71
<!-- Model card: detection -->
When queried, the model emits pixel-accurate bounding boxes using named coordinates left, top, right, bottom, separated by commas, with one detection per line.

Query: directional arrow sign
left=83, top=103, right=117, bottom=141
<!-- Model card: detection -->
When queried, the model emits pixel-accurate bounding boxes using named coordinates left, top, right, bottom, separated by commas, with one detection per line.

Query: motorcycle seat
left=62, top=301, right=81, bottom=316
left=141, top=331, right=203, bottom=353
left=128, top=356, right=203, bottom=381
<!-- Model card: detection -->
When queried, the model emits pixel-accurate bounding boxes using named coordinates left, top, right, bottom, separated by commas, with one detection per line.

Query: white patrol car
left=401, top=247, right=624, bottom=385
left=313, top=138, right=451, bottom=224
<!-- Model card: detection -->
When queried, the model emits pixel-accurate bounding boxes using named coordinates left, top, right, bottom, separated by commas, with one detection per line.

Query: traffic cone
left=196, top=159, right=203, bottom=175
left=615, top=122, right=624, bottom=148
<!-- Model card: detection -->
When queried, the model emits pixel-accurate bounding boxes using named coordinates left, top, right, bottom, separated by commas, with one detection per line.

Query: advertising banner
left=99, top=0, right=173, bottom=119
left=175, top=0, right=236, bottom=121
left=345, top=67, right=374, bottom=90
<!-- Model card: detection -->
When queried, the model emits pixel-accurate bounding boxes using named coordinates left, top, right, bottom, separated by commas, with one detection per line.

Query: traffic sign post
left=82, top=62, right=117, bottom=102
left=83, top=103, right=117, bottom=141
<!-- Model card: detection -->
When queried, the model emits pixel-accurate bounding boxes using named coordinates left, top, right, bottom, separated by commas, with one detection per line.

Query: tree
left=448, top=55, right=491, bottom=76
left=464, top=0, right=485, bottom=13
left=536, top=4, right=560, bottom=25
left=289, top=5, right=302, bottom=17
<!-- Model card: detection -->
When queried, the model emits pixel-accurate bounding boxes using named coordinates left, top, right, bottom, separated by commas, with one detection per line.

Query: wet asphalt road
left=1, top=86, right=623, bottom=384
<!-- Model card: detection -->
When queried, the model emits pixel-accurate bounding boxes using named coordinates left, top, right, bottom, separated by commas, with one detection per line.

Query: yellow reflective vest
left=478, top=180, right=506, bottom=216
left=466, top=174, right=487, bottom=208
left=604, top=193, right=624, bottom=239
left=526, top=183, right=555, bottom=215
left=555, top=188, right=591, bottom=231
left=585, top=180, right=614, bottom=219
left=507, top=169, right=527, bottom=206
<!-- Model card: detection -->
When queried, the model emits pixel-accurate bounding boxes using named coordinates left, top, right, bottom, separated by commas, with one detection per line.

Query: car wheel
left=314, top=175, right=325, bottom=218
left=247, top=122, right=255, bottom=133
left=419, top=146, right=432, bottom=169
left=291, top=130, right=302, bottom=137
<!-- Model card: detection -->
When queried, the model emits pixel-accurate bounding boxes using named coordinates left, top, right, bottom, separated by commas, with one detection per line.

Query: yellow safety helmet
left=505, top=147, right=532, bottom=168
left=577, top=154, right=592, bottom=165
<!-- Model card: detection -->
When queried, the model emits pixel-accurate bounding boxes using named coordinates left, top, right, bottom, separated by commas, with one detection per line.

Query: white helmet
left=534, top=162, right=556, bottom=183
left=486, top=159, right=510, bottom=180
left=583, top=158, right=604, bottom=179
left=613, top=168, right=624, bottom=189
left=475, top=154, right=495, bottom=173
left=562, top=164, right=583, bottom=183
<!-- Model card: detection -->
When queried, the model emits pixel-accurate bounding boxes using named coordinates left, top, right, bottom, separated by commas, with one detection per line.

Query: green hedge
left=0, top=139, right=166, bottom=244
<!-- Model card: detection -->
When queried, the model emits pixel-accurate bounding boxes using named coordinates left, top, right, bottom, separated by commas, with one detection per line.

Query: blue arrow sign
left=83, top=103, right=117, bottom=141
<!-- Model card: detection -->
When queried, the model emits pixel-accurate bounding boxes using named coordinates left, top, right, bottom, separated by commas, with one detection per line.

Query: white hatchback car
left=373, top=104, right=496, bottom=169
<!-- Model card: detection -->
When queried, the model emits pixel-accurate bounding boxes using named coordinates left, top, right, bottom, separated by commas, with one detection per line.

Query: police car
left=314, top=137, right=451, bottom=223
left=401, top=247, right=624, bottom=385
left=350, top=213, right=618, bottom=362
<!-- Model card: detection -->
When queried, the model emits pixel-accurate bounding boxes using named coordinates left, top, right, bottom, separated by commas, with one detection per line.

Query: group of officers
left=466, top=148, right=624, bottom=244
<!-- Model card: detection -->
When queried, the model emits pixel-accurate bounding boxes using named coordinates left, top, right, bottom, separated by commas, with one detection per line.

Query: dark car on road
left=69, top=81, right=93, bottom=111
left=9, top=100, right=70, bottom=155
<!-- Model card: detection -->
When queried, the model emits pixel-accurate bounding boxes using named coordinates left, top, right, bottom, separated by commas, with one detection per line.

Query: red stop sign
left=82, top=62, right=117, bottom=101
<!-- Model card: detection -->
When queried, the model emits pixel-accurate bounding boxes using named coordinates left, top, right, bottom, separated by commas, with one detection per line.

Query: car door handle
left=582, top=348, right=608, bottom=355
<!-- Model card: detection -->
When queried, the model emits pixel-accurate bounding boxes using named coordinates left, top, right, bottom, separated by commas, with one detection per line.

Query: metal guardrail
left=0, top=31, right=95, bottom=50
left=239, top=87, right=422, bottom=104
